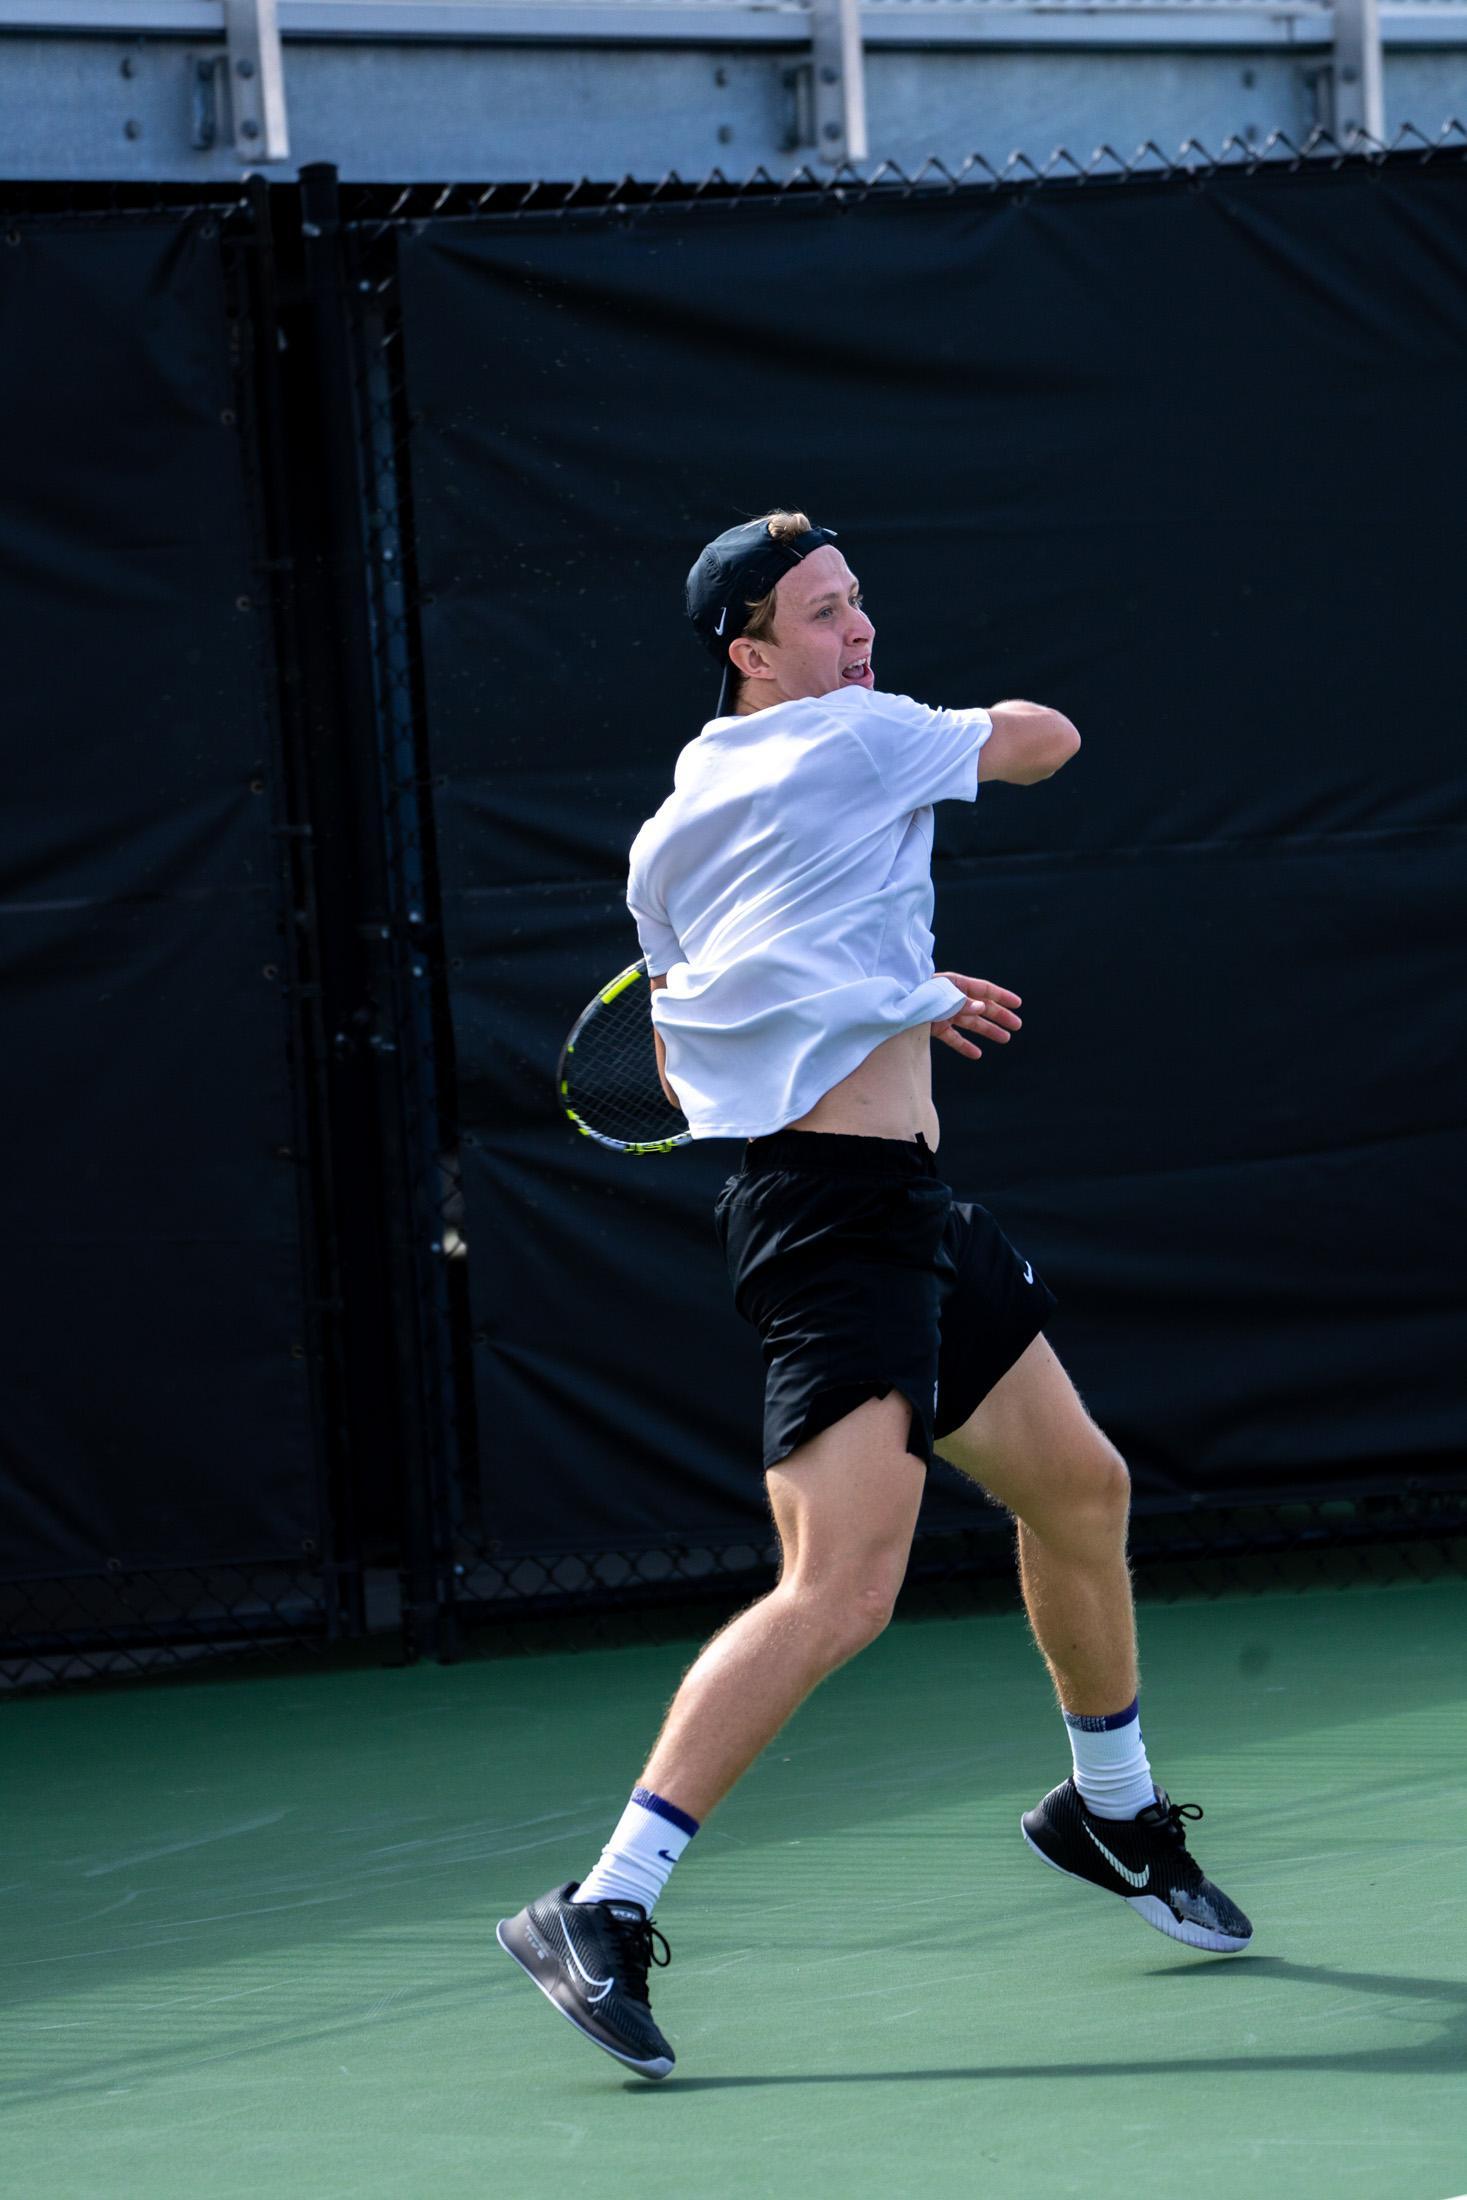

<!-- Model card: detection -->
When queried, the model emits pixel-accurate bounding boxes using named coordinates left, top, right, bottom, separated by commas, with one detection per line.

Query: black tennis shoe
left=1021, top=1779, right=1252, bottom=1954
left=496, top=1881, right=675, bottom=2079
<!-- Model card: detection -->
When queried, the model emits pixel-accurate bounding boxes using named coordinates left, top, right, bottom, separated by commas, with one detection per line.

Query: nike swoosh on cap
left=1082, top=1822, right=1150, bottom=1888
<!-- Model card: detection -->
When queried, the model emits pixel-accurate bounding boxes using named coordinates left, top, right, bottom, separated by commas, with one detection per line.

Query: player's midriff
left=780, top=1022, right=939, bottom=1151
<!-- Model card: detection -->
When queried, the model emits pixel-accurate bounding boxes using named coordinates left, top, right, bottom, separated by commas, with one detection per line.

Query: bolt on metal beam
left=1331, top=0, right=1384, bottom=143
left=810, top=0, right=868, bottom=165
left=226, top=0, right=290, bottom=163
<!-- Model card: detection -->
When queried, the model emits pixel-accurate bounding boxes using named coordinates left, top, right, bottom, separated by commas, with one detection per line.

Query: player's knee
left=789, top=1561, right=903, bottom=1661
left=1033, top=1436, right=1130, bottom=1549
left=840, top=1574, right=901, bottom=1653
left=1087, top=1441, right=1131, bottom=1524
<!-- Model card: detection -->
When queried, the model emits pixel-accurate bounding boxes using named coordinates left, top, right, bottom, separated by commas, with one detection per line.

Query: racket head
left=556, top=958, right=693, bottom=1154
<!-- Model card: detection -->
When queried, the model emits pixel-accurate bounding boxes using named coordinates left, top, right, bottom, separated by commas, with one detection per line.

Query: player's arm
left=648, top=972, right=679, bottom=1108
left=978, top=700, right=1080, bottom=784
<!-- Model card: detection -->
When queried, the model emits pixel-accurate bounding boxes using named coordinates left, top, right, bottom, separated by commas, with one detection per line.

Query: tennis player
left=498, top=511, right=1252, bottom=2079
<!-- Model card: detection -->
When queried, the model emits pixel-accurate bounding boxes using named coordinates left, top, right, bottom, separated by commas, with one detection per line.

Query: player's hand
left=931, top=975, right=1022, bottom=1060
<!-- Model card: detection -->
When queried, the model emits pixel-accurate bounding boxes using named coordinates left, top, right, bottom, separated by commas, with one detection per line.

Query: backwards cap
left=686, top=515, right=838, bottom=716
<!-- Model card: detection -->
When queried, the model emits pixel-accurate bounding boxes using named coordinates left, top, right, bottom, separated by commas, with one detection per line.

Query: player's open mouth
left=841, top=659, right=871, bottom=682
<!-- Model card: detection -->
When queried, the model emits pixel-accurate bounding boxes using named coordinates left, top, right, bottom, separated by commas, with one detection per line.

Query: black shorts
left=713, top=1127, right=1058, bottom=1475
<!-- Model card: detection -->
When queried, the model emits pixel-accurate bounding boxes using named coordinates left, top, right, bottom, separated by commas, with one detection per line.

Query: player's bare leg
left=936, top=1332, right=1251, bottom=1952
left=640, top=1386, right=926, bottom=1819
left=934, top=1333, right=1136, bottom=1716
left=496, top=1389, right=927, bottom=2076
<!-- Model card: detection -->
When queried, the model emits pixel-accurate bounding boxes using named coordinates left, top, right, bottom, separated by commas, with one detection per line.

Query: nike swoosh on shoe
left=558, top=1917, right=615, bottom=2001
left=1082, top=1822, right=1150, bottom=1888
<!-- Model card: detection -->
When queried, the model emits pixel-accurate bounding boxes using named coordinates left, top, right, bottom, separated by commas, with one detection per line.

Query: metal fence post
left=1331, top=0, right=1385, bottom=144
left=295, top=162, right=462, bottom=1667
left=810, top=0, right=869, bottom=164
left=225, top=0, right=291, bottom=164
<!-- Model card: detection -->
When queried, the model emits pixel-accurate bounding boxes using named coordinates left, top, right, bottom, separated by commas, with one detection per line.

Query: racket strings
left=563, top=981, right=687, bottom=1147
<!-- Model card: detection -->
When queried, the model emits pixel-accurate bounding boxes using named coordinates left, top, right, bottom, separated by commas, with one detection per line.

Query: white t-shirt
left=625, top=686, right=993, bottom=1140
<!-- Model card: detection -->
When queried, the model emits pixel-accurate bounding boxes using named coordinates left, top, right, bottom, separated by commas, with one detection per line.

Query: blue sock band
left=1063, top=1696, right=1140, bottom=1734
left=632, top=1785, right=701, bottom=1838
left=574, top=1787, right=701, bottom=1913
left=1063, top=1696, right=1155, bottom=1820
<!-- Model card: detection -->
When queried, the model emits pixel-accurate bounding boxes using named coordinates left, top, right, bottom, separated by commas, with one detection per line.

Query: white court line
left=83, top=1810, right=291, bottom=1877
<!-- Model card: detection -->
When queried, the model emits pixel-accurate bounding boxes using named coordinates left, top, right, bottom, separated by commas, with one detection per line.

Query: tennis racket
left=555, top=958, right=692, bottom=1154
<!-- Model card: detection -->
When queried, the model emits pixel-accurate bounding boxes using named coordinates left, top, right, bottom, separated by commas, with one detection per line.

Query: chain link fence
left=439, top=1487, right=1467, bottom=1660
left=0, top=181, right=360, bottom=1695
left=332, top=138, right=1467, bottom=1660
left=330, top=114, right=1467, bottom=229
left=326, top=174, right=479, bottom=1666
left=0, top=1559, right=341, bottom=1693
left=4, top=143, right=1464, bottom=1688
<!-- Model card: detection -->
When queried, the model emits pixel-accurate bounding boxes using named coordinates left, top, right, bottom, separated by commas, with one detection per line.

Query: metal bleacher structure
left=1, top=0, right=1465, bottom=183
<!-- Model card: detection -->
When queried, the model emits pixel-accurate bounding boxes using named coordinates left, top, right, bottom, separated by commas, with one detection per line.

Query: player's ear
left=728, top=635, right=773, bottom=683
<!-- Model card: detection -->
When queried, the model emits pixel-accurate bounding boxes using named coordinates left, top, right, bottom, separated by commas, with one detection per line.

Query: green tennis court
left=5, top=1575, right=1464, bottom=2200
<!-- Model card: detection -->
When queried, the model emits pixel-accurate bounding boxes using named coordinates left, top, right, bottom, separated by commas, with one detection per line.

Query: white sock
left=1064, top=1697, right=1157, bottom=1820
left=572, top=1787, right=699, bottom=1915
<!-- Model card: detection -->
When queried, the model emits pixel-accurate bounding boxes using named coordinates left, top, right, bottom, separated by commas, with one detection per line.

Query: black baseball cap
left=686, top=515, right=838, bottom=717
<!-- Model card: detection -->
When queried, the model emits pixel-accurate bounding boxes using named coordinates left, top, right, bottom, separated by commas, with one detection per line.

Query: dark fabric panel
left=926, top=841, right=1465, bottom=1492
left=0, top=872, right=296, bottom=1246
left=453, top=885, right=766, bottom=1542
left=3, top=1242, right=313, bottom=1575
left=470, top=1131, right=766, bottom=1546
left=404, top=167, right=1467, bottom=876
left=0, top=220, right=318, bottom=1576
left=397, top=165, right=1467, bottom=1552
left=456, top=832, right=1463, bottom=1546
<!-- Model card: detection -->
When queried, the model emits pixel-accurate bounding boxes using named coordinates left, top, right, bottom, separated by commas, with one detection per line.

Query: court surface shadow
left=623, top=1955, right=1467, bottom=2091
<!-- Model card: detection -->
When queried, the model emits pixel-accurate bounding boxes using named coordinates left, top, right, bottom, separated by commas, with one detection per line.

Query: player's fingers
left=949, top=988, right=1021, bottom=1027
left=937, top=1027, right=982, bottom=1058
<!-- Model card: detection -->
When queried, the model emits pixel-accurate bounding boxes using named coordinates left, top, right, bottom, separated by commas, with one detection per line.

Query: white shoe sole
left=496, top=1918, right=675, bottom=2079
left=1021, top=1824, right=1251, bottom=1955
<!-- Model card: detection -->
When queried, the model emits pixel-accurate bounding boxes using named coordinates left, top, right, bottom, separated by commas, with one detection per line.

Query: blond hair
left=729, top=510, right=813, bottom=705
